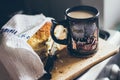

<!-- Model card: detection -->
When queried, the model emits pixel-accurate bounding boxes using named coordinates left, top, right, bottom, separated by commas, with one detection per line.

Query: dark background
left=0, top=0, right=25, bottom=28
left=0, top=0, right=80, bottom=28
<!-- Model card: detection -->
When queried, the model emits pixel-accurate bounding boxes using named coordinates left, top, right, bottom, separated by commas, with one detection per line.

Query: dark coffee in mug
left=51, top=5, right=99, bottom=57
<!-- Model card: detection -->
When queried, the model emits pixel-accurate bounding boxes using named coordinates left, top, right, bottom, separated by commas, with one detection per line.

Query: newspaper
left=0, top=14, right=51, bottom=80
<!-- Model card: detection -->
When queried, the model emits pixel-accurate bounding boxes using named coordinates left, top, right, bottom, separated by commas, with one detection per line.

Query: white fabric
left=0, top=14, right=51, bottom=80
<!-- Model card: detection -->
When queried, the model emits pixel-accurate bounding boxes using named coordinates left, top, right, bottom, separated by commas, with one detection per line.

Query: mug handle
left=50, top=19, right=68, bottom=45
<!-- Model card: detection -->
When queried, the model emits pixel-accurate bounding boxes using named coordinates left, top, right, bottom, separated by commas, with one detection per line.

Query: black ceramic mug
left=50, top=5, right=99, bottom=57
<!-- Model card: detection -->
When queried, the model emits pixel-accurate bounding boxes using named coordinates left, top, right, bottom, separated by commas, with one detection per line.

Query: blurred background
left=0, top=0, right=120, bottom=30
left=0, top=0, right=120, bottom=80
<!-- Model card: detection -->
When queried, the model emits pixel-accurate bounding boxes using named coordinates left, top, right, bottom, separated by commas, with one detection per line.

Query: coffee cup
left=50, top=5, right=99, bottom=57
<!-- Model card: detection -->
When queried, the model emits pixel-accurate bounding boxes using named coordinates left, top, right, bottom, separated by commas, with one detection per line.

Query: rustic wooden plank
left=51, top=38, right=119, bottom=80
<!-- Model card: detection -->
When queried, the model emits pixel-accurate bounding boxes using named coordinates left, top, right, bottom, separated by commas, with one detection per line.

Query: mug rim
left=65, top=5, right=99, bottom=21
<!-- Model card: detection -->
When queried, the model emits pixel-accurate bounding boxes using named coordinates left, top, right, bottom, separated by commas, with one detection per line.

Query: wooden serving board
left=51, top=38, right=119, bottom=80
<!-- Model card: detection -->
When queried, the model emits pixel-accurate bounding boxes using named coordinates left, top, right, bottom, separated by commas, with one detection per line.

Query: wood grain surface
left=51, top=38, right=119, bottom=80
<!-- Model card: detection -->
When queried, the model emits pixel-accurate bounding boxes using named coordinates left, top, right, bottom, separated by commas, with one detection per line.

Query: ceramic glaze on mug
left=51, top=5, right=99, bottom=57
